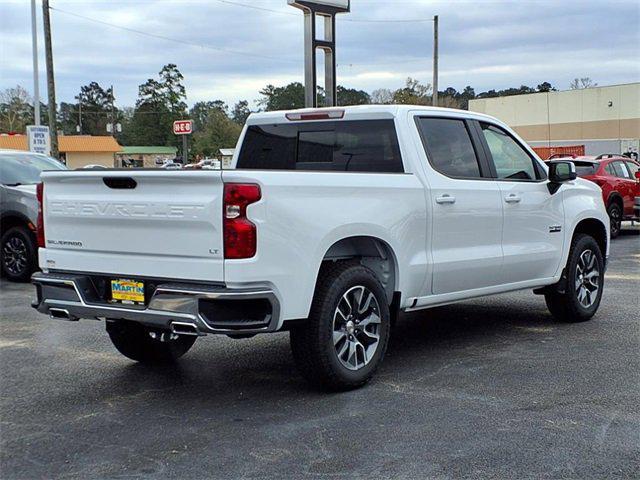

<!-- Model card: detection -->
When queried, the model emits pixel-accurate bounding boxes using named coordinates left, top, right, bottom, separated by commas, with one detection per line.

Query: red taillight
left=223, top=183, right=261, bottom=259
left=36, top=182, right=45, bottom=248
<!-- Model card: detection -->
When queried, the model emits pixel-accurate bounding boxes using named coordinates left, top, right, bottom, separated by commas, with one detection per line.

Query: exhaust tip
left=49, top=308, right=78, bottom=321
left=170, top=322, right=203, bottom=336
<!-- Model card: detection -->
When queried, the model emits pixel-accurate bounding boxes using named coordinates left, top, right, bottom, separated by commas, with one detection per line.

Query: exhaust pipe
left=49, top=308, right=79, bottom=321
left=170, top=322, right=203, bottom=336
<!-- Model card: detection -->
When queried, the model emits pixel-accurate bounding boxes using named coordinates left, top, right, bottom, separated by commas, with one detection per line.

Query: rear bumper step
left=31, top=272, right=280, bottom=335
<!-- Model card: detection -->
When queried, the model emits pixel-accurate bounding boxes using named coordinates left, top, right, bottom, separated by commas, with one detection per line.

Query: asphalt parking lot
left=1, top=228, right=638, bottom=480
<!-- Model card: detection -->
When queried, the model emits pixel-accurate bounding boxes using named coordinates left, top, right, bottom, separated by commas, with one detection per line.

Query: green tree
left=190, top=101, right=228, bottom=132
left=129, top=64, right=188, bottom=147
left=191, top=109, right=242, bottom=158
left=537, top=82, right=556, bottom=92
left=393, top=78, right=432, bottom=105
left=231, top=100, right=251, bottom=125
left=337, top=87, right=370, bottom=106
left=258, top=82, right=306, bottom=111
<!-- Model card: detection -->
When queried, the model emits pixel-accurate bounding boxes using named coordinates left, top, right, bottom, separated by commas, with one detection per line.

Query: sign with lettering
left=173, top=120, right=193, bottom=135
left=27, top=125, right=51, bottom=155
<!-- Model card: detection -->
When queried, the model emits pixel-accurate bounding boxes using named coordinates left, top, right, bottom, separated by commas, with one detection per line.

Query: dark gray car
left=0, top=150, right=67, bottom=281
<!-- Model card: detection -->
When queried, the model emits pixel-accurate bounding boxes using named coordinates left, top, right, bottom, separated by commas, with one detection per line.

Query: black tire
left=0, top=226, right=38, bottom=282
left=545, top=234, right=604, bottom=323
left=106, top=320, right=197, bottom=364
left=607, top=202, right=622, bottom=239
left=290, top=262, right=391, bottom=391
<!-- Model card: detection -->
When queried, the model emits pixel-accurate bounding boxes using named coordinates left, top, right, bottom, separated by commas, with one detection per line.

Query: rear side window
left=237, top=120, right=403, bottom=173
left=416, top=118, right=482, bottom=178
left=611, top=161, right=631, bottom=179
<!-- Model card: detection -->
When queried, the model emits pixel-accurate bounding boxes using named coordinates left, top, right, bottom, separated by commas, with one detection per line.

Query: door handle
left=505, top=194, right=522, bottom=204
left=435, top=194, right=456, bottom=205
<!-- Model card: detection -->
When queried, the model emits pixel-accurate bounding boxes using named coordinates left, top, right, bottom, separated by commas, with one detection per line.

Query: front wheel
left=545, top=234, right=604, bottom=323
left=106, top=320, right=197, bottom=364
left=290, top=262, right=391, bottom=391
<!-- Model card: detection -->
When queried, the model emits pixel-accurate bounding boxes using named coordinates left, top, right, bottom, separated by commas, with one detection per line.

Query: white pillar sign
left=27, top=125, right=51, bottom=155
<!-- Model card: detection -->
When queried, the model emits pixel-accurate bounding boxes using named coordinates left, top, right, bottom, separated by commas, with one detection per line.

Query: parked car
left=81, top=164, right=108, bottom=170
left=161, top=162, right=182, bottom=170
left=0, top=150, right=67, bottom=281
left=551, top=154, right=640, bottom=238
left=184, top=159, right=221, bottom=170
left=31, top=105, right=609, bottom=390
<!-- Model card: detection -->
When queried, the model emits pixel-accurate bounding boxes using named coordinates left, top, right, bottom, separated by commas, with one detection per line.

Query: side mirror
left=547, top=161, right=577, bottom=194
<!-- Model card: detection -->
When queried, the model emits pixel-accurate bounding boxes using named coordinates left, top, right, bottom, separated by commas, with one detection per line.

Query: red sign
left=173, top=120, right=193, bottom=135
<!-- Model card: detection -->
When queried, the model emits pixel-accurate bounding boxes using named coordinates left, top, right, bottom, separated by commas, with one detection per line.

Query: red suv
left=565, top=155, right=640, bottom=238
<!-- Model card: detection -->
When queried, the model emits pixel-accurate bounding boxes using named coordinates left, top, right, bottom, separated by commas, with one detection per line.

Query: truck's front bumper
left=31, top=272, right=280, bottom=336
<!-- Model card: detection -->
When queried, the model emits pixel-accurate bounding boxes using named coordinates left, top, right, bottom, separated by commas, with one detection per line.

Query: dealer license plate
left=111, top=279, right=145, bottom=304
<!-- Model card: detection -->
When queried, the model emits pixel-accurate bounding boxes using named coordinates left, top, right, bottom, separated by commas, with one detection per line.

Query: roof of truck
left=247, top=104, right=502, bottom=125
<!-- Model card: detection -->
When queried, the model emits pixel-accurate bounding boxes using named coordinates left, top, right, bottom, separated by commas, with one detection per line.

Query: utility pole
left=42, top=0, right=58, bottom=157
left=432, top=15, right=439, bottom=107
left=30, top=0, right=40, bottom=126
left=75, top=95, right=82, bottom=134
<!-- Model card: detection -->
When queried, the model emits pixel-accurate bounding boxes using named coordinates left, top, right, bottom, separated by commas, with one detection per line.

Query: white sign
left=27, top=126, right=51, bottom=155
left=288, top=0, right=350, bottom=11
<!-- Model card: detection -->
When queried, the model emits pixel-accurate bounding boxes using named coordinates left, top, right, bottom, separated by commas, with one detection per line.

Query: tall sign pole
left=42, top=0, right=58, bottom=157
left=30, top=0, right=40, bottom=126
left=432, top=15, right=439, bottom=107
left=288, top=1, right=350, bottom=108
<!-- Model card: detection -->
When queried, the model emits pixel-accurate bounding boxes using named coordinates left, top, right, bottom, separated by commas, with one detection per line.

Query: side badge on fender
left=549, top=225, right=562, bottom=233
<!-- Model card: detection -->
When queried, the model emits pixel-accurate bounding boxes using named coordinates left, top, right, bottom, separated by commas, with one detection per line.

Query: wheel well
left=0, top=214, right=34, bottom=237
left=573, top=219, right=607, bottom=257
left=321, top=236, right=398, bottom=304
left=607, top=193, right=623, bottom=209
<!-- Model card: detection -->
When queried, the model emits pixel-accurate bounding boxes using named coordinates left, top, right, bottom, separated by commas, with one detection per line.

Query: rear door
left=611, top=160, right=637, bottom=214
left=41, top=170, right=225, bottom=283
left=414, top=116, right=504, bottom=295
left=476, top=121, right=565, bottom=283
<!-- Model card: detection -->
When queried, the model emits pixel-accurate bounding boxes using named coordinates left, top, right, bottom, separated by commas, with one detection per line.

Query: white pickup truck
left=32, top=105, right=609, bottom=390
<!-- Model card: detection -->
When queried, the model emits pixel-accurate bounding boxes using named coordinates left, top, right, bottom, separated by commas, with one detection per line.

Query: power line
left=214, top=0, right=435, bottom=23
left=49, top=5, right=431, bottom=69
left=49, top=6, right=299, bottom=63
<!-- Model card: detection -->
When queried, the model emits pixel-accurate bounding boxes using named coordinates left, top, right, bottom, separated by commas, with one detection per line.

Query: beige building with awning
left=469, top=82, right=640, bottom=156
left=0, top=135, right=121, bottom=168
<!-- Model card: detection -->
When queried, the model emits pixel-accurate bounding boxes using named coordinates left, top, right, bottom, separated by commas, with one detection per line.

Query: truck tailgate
left=39, top=170, right=225, bottom=283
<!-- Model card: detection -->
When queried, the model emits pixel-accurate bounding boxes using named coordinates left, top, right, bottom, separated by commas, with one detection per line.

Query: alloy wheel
left=609, top=206, right=621, bottom=237
left=575, top=249, right=600, bottom=308
left=2, top=236, right=28, bottom=276
left=332, top=285, right=382, bottom=371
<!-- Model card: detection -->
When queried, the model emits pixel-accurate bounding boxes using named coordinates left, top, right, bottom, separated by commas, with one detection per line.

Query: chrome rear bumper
left=31, top=272, right=280, bottom=336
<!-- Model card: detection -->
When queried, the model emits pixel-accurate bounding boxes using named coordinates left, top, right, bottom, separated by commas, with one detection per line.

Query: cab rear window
left=237, top=120, right=404, bottom=173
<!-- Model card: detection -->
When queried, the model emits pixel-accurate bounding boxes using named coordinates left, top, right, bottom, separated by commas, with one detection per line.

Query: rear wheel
left=106, top=320, right=197, bottom=364
left=0, top=226, right=37, bottom=282
left=290, top=262, right=391, bottom=391
left=607, top=202, right=622, bottom=239
left=545, top=234, right=604, bottom=323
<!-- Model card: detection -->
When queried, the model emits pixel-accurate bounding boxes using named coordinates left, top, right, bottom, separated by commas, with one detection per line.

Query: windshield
left=0, top=153, right=67, bottom=185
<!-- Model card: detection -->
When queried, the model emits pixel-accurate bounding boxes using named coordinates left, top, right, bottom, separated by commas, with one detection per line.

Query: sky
left=1, top=0, right=639, bottom=110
